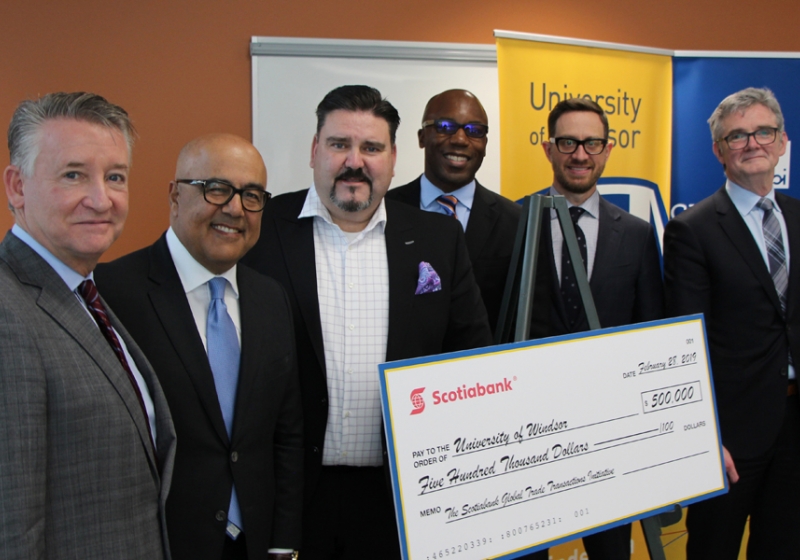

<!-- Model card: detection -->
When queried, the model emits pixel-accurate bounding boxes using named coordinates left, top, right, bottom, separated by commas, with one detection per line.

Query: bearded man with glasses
left=387, top=89, right=534, bottom=336
left=522, top=97, right=664, bottom=560
left=95, top=133, right=303, bottom=560
left=664, top=87, right=800, bottom=559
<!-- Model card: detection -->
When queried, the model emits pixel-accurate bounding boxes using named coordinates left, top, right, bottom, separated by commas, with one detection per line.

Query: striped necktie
left=78, top=280, right=155, bottom=450
left=436, top=194, right=458, bottom=218
left=757, top=197, right=788, bottom=315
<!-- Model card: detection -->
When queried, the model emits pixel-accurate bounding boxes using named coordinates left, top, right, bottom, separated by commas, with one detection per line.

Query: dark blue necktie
left=560, top=206, right=588, bottom=329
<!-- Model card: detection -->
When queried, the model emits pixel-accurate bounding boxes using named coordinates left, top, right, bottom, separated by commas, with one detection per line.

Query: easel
left=496, top=194, right=681, bottom=559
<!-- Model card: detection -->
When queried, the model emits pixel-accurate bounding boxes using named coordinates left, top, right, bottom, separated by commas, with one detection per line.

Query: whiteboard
left=251, top=37, right=499, bottom=197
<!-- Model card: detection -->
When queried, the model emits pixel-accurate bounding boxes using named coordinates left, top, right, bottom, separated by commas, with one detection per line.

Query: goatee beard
left=330, top=168, right=373, bottom=212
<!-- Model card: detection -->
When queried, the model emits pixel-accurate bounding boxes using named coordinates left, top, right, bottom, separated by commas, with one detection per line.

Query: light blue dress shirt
left=419, top=174, right=475, bottom=231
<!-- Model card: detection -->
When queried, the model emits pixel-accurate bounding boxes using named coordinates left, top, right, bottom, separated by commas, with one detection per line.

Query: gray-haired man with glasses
left=523, top=97, right=664, bottom=560
left=664, top=87, right=800, bottom=559
left=95, top=133, right=303, bottom=560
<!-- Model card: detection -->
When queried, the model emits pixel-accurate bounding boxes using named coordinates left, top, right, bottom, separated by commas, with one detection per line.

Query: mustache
left=335, top=167, right=372, bottom=186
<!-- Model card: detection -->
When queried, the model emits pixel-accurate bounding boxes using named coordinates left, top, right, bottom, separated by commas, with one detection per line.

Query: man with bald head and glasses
left=387, top=89, right=528, bottom=335
left=96, top=133, right=303, bottom=560
left=664, top=87, right=800, bottom=558
left=523, top=97, right=663, bottom=560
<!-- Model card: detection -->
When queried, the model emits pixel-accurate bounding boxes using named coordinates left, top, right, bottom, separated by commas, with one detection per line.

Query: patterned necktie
left=560, top=207, right=589, bottom=329
left=78, top=280, right=154, bottom=445
left=206, top=277, right=243, bottom=536
left=436, top=194, right=458, bottom=218
left=757, top=198, right=789, bottom=315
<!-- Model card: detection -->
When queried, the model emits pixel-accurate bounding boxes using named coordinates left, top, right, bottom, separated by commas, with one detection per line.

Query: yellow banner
left=496, top=36, right=672, bottom=216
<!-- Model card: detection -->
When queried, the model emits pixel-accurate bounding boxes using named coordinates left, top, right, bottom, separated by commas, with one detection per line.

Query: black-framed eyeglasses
left=175, top=179, right=271, bottom=212
left=720, top=127, right=779, bottom=150
left=549, top=137, right=608, bottom=155
left=422, top=119, right=489, bottom=139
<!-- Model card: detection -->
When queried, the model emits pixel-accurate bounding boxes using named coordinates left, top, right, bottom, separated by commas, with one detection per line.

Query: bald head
left=175, top=133, right=266, bottom=184
left=418, top=89, right=488, bottom=193
left=169, top=133, right=267, bottom=274
left=422, top=89, right=487, bottom=124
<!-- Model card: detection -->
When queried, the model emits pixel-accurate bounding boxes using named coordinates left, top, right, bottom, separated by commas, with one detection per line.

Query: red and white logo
left=410, top=387, right=426, bottom=415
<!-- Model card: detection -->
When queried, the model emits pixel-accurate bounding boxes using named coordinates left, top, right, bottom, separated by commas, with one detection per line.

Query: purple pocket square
left=415, top=261, right=442, bottom=295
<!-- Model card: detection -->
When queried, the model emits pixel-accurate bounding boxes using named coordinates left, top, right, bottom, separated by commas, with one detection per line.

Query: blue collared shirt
left=419, top=174, right=475, bottom=231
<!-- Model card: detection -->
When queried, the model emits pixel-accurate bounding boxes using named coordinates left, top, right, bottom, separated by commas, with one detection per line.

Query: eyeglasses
left=175, top=179, right=271, bottom=212
left=720, top=127, right=779, bottom=150
left=421, top=119, right=489, bottom=139
left=549, top=137, right=608, bottom=155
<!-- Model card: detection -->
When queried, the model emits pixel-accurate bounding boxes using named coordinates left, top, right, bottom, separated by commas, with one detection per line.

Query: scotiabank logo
left=433, top=378, right=515, bottom=405
left=410, top=387, right=426, bottom=415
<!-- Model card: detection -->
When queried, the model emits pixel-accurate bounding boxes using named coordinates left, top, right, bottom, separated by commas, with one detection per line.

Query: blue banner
left=671, top=56, right=800, bottom=218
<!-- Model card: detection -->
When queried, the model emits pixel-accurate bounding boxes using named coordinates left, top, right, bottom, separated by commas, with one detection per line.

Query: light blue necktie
left=206, top=277, right=243, bottom=537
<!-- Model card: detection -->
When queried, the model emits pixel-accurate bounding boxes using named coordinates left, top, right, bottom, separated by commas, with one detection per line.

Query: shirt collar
left=547, top=188, right=600, bottom=220
left=726, top=179, right=781, bottom=216
left=11, top=224, right=88, bottom=291
left=299, top=185, right=387, bottom=235
left=419, top=174, right=476, bottom=210
left=165, top=227, right=239, bottom=297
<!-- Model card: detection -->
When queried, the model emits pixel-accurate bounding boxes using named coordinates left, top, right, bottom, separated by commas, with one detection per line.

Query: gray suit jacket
left=0, top=232, right=176, bottom=559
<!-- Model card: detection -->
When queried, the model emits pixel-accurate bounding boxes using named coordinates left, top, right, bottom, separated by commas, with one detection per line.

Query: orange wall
left=2, top=0, right=798, bottom=259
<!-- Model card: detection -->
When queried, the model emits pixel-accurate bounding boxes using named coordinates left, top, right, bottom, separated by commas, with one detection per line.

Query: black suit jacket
left=95, top=234, right=304, bottom=560
left=386, top=177, right=523, bottom=335
left=664, top=187, right=800, bottom=459
left=241, top=190, right=493, bottom=495
left=545, top=195, right=664, bottom=334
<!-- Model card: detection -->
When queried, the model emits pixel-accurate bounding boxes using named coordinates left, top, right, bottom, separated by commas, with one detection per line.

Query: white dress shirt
left=549, top=189, right=600, bottom=281
left=300, top=186, right=390, bottom=467
left=11, top=224, right=158, bottom=443
left=165, top=227, right=241, bottom=348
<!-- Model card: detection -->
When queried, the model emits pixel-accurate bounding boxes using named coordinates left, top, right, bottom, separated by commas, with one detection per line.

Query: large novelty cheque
left=379, top=316, right=726, bottom=559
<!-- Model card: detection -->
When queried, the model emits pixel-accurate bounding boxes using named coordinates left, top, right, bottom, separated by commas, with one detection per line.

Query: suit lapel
left=0, top=234, right=161, bottom=473
left=112, top=316, right=175, bottom=482
left=276, top=214, right=326, bottom=375
left=715, top=189, right=783, bottom=314
left=591, top=197, right=623, bottom=290
left=464, top=182, right=499, bottom=259
left=146, top=237, right=230, bottom=444
left=777, top=192, right=799, bottom=316
left=233, top=267, right=265, bottom=438
left=384, top=203, right=417, bottom=361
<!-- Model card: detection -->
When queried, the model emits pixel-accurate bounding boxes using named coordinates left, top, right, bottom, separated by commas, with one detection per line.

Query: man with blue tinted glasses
left=387, top=89, right=527, bottom=335
left=665, top=87, right=800, bottom=559
left=523, top=97, right=664, bottom=560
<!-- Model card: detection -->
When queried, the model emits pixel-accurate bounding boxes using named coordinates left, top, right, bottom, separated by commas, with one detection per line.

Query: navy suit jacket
left=664, top=187, right=800, bottom=458
left=241, top=190, right=492, bottom=495
left=96, top=234, right=304, bottom=559
left=386, top=177, right=526, bottom=335
left=544, top=195, right=664, bottom=334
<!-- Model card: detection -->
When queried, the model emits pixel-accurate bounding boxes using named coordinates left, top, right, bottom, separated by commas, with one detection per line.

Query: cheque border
left=379, top=314, right=728, bottom=559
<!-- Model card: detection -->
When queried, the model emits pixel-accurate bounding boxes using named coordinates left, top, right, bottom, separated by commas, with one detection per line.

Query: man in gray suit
left=0, top=92, right=176, bottom=559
